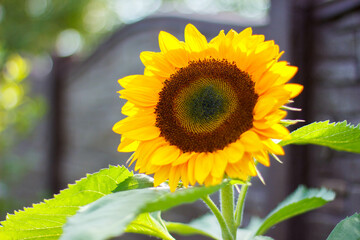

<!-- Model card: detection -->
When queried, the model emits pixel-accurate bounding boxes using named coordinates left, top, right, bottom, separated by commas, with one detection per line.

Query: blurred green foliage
left=0, top=0, right=104, bottom=217
left=0, top=53, right=46, bottom=213
left=1, top=0, right=88, bottom=53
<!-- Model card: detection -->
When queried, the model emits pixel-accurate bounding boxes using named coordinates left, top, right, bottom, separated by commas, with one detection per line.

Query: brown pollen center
left=155, top=58, right=258, bottom=153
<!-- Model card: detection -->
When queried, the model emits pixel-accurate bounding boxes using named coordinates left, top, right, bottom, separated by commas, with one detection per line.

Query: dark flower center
left=187, top=85, right=227, bottom=123
left=155, top=58, right=258, bottom=153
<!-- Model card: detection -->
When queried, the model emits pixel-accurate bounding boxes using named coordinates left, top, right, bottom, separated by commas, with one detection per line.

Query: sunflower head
left=113, top=24, right=302, bottom=191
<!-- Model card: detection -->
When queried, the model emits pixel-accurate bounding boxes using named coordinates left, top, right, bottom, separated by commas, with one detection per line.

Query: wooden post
left=288, top=0, right=315, bottom=239
left=47, top=56, right=70, bottom=194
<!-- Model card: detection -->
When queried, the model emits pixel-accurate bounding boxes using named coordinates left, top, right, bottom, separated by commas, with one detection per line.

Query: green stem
left=202, top=195, right=233, bottom=240
left=221, top=184, right=236, bottom=239
left=235, top=183, right=249, bottom=228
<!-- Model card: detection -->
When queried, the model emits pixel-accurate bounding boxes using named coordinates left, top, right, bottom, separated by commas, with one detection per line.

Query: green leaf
left=237, top=228, right=275, bottom=240
left=165, top=222, right=217, bottom=239
left=113, top=174, right=154, bottom=192
left=61, top=182, right=227, bottom=240
left=126, top=212, right=175, bottom=240
left=236, top=217, right=275, bottom=240
left=326, top=213, right=360, bottom=240
left=236, top=229, right=255, bottom=240
left=0, top=165, right=133, bottom=240
left=280, top=121, right=360, bottom=153
left=165, top=214, right=274, bottom=240
left=255, top=185, right=335, bottom=236
left=0, top=231, right=11, bottom=240
left=166, top=214, right=221, bottom=239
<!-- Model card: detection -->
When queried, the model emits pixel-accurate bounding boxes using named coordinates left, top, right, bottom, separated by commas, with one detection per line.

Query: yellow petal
left=240, top=34, right=265, bottom=53
left=209, top=30, right=225, bottom=49
left=121, top=101, right=138, bottom=117
left=284, top=83, right=303, bottom=98
left=253, top=120, right=270, bottom=130
left=225, top=163, right=247, bottom=180
left=137, top=138, right=166, bottom=168
left=255, top=40, right=275, bottom=55
left=117, top=136, right=139, bottom=152
left=225, top=164, right=237, bottom=178
left=113, top=111, right=155, bottom=134
left=262, top=139, right=285, bottom=155
left=163, top=48, right=189, bottom=68
left=187, top=154, right=197, bottom=186
left=237, top=27, right=252, bottom=39
left=184, top=24, right=208, bottom=52
left=253, top=110, right=287, bottom=130
left=217, top=29, right=236, bottom=59
left=194, top=153, right=213, bottom=184
left=180, top=164, right=189, bottom=188
left=254, top=124, right=290, bottom=140
left=118, top=74, right=163, bottom=90
left=145, top=163, right=161, bottom=175
left=158, top=31, right=189, bottom=68
left=273, top=65, right=298, bottom=86
left=255, top=68, right=280, bottom=95
left=226, top=142, right=245, bottom=163
left=204, top=174, right=214, bottom=187
left=247, top=43, right=278, bottom=75
left=169, top=165, right=181, bottom=192
left=159, top=31, right=183, bottom=52
left=260, top=85, right=291, bottom=109
left=247, top=160, right=257, bottom=176
left=140, top=51, right=175, bottom=77
left=204, top=174, right=223, bottom=187
left=253, top=150, right=270, bottom=167
left=122, top=125, right=160, bottom=141
left=134, top=139, right=162, bottom=171
left=211, top=150, right=228, bottom=179
left=172, top=152, right=194, bottom=166
left=118, top=75, right=137, bottom=88
left=154, top=165, right=171, bottom=187
left=253, top=97, right=277, bottom=121
left=120, top=87, right=159, bottom=107
left=151, top=145, right=181, bottom=166
left=240, top=130, right=263, bottom=152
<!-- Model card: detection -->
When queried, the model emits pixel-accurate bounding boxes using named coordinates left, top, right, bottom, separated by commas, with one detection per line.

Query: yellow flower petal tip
left=113, top=24, right=302, bottom=191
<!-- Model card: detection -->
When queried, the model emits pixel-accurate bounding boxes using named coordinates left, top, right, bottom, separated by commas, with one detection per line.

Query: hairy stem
left=235, top=183, right=249, bottom=228
left=202, top=195, right=233, bottom=240
left=221, top=184, right=236, bottom=239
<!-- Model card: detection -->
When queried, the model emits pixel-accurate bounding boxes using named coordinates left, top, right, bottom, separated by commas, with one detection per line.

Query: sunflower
left=113, top=24, right=302, bottom=191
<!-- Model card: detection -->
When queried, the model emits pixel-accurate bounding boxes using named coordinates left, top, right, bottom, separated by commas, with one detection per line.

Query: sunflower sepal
left=229, top=179, right=250, bottom=186
left=279, top=118, right=305, bottom=127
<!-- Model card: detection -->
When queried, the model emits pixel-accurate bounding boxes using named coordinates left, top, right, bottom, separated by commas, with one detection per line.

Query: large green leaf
left=280, top=121, right=360, bottom=153
left=326, top=213, right=360, bottom=240
left=61, top=182, right=227, bottom=240
left=126, top=212, right=175, bottom=240
left=0, top=165, right=133, bottom=240
left=255, top=185, right=335, bottom=235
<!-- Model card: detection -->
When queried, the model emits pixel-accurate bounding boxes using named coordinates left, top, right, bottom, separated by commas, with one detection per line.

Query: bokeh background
left=0, top=0, right=359, bottom=239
